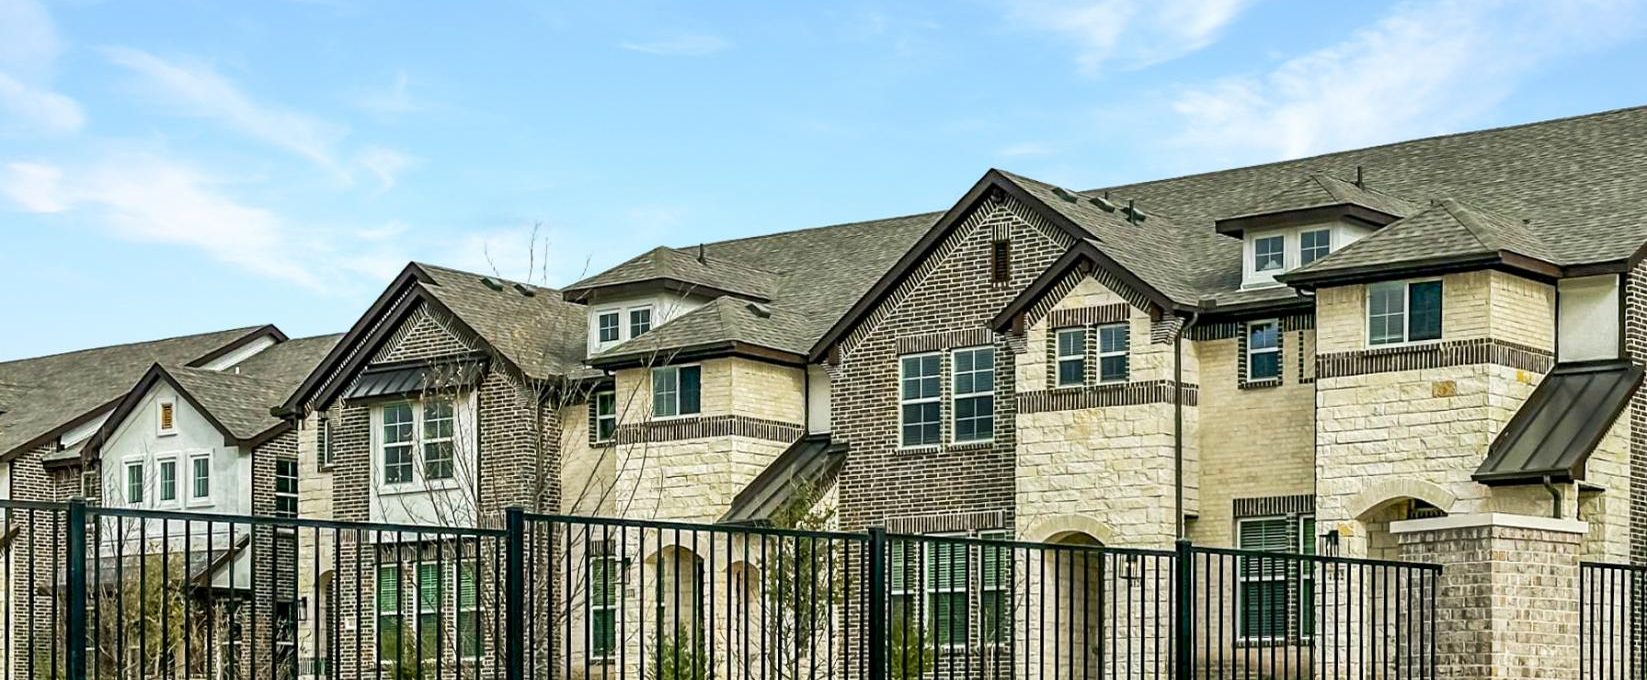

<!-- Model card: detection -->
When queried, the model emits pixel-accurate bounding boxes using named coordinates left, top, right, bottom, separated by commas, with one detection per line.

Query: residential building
left=0, top=326, right=332, bottom=679
left=281, top=105, right=1647, bottom=674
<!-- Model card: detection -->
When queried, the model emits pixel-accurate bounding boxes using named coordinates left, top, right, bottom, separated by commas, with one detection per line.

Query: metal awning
left=345, top=357, right=486, bottom=401
left=720, top=434, right=846, bottom=526
left=1474, top=360, right=1643, bottom=486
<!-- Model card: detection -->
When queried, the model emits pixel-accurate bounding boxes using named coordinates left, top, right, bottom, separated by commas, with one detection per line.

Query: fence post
left=65, top=498, right=88, bottom=680
left=867, top=526, right=888, bottom=680
left=1175, top=538, right=1193, bottom=680
left=505, top=507, right=525, bottom=680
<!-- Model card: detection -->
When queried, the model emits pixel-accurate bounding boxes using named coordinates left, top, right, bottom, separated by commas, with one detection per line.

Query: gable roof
left=279, top=263, right=594, bottom=417
left=75, top=333, right=341, bottom=464
left=1281, top=198, right=1559, bottom=287
left=581, top=213, right=935, bottom=368
left=0, top=326, right=282, bottom=461
left=563, top=246, right=780, bottom=303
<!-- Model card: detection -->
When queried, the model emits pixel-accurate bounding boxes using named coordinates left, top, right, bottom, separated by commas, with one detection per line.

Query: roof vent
left=480, top=276, right=504, bottom=291
left=1355, top=165, right=1365, bottom=189
left=1088, top=193, right=1118, bottom=212
left=513, top=283, right=536, bottom=297
left=1123, top=199, right=1146, bottom=224
left=1052, top=187, right=1079, bottom=203
left=697, top=243, right=707, bottom=265
left=746, top=302, right=772, bottom=318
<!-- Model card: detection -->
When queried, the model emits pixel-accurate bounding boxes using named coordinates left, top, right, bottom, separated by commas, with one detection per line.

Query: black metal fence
left=1580, top=561, right=1647, bottom=679
left=0, top=500, right=1441, bottom=680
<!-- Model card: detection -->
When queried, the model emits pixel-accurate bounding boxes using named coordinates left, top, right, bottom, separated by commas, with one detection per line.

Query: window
left=1237, top=516, right=1315, bottom=641
left=274, top=458, right=298, bottom=518
left=421, top=399, right=455, bottom=481
left=1253, top=235, right=1285, bottom=272
left=1368, top=280, right=1443, bottom=346
left=990, top=241, right=1012, bottom=283
left=190, top=455, right=211, bottom=501
left=457, top=562, right=481, bottom=658
left=157, top=400, right=176, bottom=435
left=597, top=312, right=621, bottom=343
left=899, top=354, right=941, bottom=447
left=951, top=347, right=994, bottom=443
left=979, top=531, right=1010, bottom=645
left=1097, top=323, right=1129, bottom=382
left=126, top=462, right=144, bottom=505
left=891, top=535, right=1001, bottom=649
left=593, top=391, right=617, bottom=444
left=416, top=563, right=441, bottom=661
left=629, top=307, right=652, bottom=338
left=651, top=365, right=702, bottom=418
left=381, top=402, right=415, bottom=484
left=158, top=459, right=177, bottom=503
left=1299, top=229, right=1331, bottom=266
left=377, top=565, right=402, bottom=663
left=1055, top=328, right=1086, bottom=387
left=928, top=539, right=968, bottom=646
left=589, top=553, right=621, bottom=658
left=1247, top=321, right=1280, bottom=381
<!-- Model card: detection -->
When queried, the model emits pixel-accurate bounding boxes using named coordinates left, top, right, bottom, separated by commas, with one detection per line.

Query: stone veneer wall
left=1307, top=270, right=1617, bottom=558
left=1015, top=275, right=1194, bottom=548
left=295, top=411, right=333, bottom=677
left=834, top=193, right=1070, bottom=533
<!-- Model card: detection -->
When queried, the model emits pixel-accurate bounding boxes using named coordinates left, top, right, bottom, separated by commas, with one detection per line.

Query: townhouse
left=263, top=105, right=1647, bottom=672
left=0, top=326, right=335, bottom=678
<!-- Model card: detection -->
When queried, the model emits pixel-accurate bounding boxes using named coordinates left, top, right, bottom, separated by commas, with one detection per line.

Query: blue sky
left=3, top=0, right=1646, bottom=360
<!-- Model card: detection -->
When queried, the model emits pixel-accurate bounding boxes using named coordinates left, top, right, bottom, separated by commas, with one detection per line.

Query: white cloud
left=1, top=155, right=352, bottom=290
left=103, top=47, right=350, bottom=175
left=619, top=34, right=731, bottom=57
left=355, top=146, right=417, bottom=191
left=1005, top=0, right=1252, bottom=74
left=0, top=0, right=82, bottom=135
left=1168, top=0, right=1645, bottom=161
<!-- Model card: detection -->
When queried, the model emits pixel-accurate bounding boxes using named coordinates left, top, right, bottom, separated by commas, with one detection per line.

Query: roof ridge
left=679, top=209, right=942, bottom=251
left=1435, top=199, right=1498, bottom=252
left=411, top=261, right=561, bottom=294
left=1088, top=104, right=1647, bottom=196
left=0, top=325, right=269, bottom=367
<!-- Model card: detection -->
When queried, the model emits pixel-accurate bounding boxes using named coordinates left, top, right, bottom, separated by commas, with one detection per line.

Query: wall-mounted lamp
left=298, top=596, right=309, bottom=622
left=1320, top=529, right=1341, bottom=558
left=1120, top=554, right=1141, bottom=582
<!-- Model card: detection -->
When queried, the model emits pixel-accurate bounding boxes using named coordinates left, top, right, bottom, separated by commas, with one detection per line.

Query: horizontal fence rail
left=1580, top=562, right=1647, bottom=680
left=0, top=500, right=1442, bottom=680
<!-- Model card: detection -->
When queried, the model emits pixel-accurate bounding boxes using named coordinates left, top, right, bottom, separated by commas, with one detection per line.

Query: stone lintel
left=1388, top=511, right=1587, bottom=536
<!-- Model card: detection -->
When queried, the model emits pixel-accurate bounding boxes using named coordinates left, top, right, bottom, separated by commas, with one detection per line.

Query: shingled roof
left=1283, top=198, right=1558, bottom=286
left=0, top=326, right=280, bottom=461
left=564, top=246, right=781, bottom=302
left=414, top=263, right=593, bottom=381
left=1215, top=172, right=1419, bottom=234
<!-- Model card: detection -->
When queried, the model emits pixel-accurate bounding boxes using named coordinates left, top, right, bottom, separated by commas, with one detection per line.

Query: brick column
left=1392, top=513, right=1585, bottom=680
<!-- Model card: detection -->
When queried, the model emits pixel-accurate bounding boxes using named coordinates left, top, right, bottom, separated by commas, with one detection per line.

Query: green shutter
left=929, top=541, right=964, bottom=590
left=979, top=532, right=1009, bottom=589
left=888, top=541, right=910, bottom=593
left=377, top=566, right=400, bottom=613
left=417, top=563, right=441, bottom=610
left=458, top=563, right=478, bottom=609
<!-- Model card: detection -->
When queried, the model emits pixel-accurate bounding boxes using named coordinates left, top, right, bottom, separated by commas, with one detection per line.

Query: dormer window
left=597, top=312, right=621, bottom=343
left=1253, top=236, right=1285, bottom=272
left=629, top=307, right=652, bottom=337
left=1299, top=229, right=1332, bottom=265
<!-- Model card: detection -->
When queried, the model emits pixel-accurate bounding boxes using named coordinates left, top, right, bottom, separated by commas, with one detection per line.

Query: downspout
left=1542, top=475, right=1563, bottom=520
left=1174, top=311, right=1201, bottom=540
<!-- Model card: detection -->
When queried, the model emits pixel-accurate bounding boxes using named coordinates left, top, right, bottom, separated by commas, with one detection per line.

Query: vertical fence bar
left=1175, top=539, right=1193, bottom=680
left=867, top=527, right=887, bottom=680
left=504, top=508, right=525, bottom=680
left=66, top=499, right=88, bottom=680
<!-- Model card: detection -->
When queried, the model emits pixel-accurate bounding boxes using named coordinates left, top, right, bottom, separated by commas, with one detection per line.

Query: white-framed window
left=890, top=533, right=1008, bottom=650
left=651, top=365, right=702, bottom=418
left=1253, top=235, right=1285, bottom=272
left=951, top=347, right=994, bottom=443
left=1055, top=328, right=1086, bottom=387
left=158, top=458, right=177, bottom=503
left=317, top=412, right=335, bottom=470
left=597, top=312, right=621, bottom=343
left=1299, top=229, right=1331, bottom=266
left=157, top=399, right=176, bottom=436
left=274, top=458, right=298, bottom=518
left=899, top=353, right=941, bottom=447
left=421, top=399, right=456, bottom=481
left=1236, top=515, right=1316, bottom=642
left=125, top=461, right=144, bottom=505
left=1368, top=279, right=1443, bottom=346
left=593, top=391, right=617, bottom=443
left=978, top=531, right=1010, bottom=645
left=1097, top=323, right=1129, bottom=383
left=1247, top=320, right=1280, bottom=381
left=189, top=454, right=211, bottom=503
left=629, top=307, right=653, bottom=338
left=380, top=402, right=415, bottom=485
left=588, top=550, right=621, bottom=659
